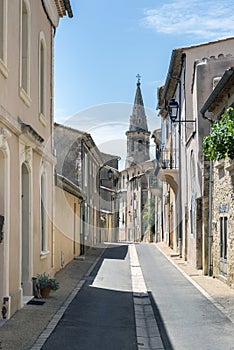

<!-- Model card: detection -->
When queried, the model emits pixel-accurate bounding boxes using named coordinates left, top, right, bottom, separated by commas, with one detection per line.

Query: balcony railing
left=161, top=150, right=178, bottom=169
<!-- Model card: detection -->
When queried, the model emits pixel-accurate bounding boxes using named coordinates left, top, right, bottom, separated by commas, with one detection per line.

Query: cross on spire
left=136, top=74, right=141, bottom=84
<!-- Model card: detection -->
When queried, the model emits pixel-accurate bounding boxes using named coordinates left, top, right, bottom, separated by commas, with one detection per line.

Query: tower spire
left=125, top=76, right=151, bottom=168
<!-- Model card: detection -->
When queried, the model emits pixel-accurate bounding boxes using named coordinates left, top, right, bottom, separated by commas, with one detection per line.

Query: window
left=39, top=32, right=46, bottom=118
left=220, top=216, right=228, bottom=260
left=20, top=0, right=30, bottom=104
left=131, top=141, right=134, bottom=152
left=0, top=0, right=8, bottom=78
left=138, top=140, right=143, bottom=151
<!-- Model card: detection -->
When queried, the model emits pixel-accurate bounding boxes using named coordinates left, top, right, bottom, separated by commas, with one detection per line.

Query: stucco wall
left=54, top=187, right=81, bottom=272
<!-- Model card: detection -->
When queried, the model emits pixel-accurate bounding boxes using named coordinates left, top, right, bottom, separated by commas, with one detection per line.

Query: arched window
left=20, top=0, right=30, bottom=96
left=39, top=33, right=46, bottom=117
left=138, top=140, right=143, bottom=151
left=122, top=175, right=125, bottom=188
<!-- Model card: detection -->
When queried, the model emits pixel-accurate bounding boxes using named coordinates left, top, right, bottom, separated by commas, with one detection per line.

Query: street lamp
left=168, top=98, right=196, bottom=123
left=108, top=168, right=113, bottom=180
left=168, top=98, right=179, bottom=122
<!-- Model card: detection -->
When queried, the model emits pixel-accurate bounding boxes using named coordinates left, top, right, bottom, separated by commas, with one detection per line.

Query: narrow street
left=41, top=244, right=234, bottom=350
left=42, top=244, right=137, bottom=350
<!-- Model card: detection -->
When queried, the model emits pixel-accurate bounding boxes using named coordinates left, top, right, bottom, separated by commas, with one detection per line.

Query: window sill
left=40, top=250, right=49, bottom=259
left=39, top=113, right=47, bottom=127
left=19, top=87, right=31, bottom=107
left=0, top=59, right=9, bottom=79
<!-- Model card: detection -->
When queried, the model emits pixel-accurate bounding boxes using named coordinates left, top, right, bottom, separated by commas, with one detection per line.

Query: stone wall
left=212, top=159, right=234, bottom=288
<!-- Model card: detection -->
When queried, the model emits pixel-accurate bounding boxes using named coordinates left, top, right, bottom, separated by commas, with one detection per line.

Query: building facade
left=200, top=67, right=234, bottom=287
left=54, top=173, right=83, bottom=272
left=157, top=37, right=234, bottom=275
left=0, top=0, right=72, bottom=319
left=54, top=123, right=120, bottom=251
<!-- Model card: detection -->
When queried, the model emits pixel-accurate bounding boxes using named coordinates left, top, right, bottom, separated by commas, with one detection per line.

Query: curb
left=129, top=244, right=165, bottom=350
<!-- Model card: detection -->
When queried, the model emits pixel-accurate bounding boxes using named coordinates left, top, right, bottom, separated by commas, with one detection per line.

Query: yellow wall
left=54, top=187, right=81, bottom=273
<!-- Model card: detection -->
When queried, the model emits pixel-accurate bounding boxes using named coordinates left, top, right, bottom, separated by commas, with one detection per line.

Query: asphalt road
left=42, top=244, right=137, bottom=350
left=42, top=243, right=234, bottom=350
left=136, top=244, right=234, bottom=350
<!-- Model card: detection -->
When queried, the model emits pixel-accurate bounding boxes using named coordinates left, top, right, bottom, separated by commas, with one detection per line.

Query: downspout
left=202, top=113, right=213, bottom=276
left=81, top=139, right=85, bottom=255
left=208, top=158, right=213, bottom=276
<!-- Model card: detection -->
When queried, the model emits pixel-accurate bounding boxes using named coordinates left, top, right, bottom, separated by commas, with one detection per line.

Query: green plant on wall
left=202, top=107, right=234, bottom=160
left=143, top=197, right=155, bottom=234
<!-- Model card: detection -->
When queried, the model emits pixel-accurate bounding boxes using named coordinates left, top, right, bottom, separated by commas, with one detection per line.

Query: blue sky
left=54, top=0, right=234, bottom=167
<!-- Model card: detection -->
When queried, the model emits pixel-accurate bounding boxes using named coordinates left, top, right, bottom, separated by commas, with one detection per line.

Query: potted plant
left=37, top=273, right=59, bottom=298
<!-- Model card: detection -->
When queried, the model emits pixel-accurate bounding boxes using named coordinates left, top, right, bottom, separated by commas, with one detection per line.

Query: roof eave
left=200, top=67, right=234, bottom=115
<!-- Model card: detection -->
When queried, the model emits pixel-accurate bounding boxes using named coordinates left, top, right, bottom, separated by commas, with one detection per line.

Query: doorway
left=0, top=151, right=5, bottom=303
left=21, top=162, right=32, bottom=297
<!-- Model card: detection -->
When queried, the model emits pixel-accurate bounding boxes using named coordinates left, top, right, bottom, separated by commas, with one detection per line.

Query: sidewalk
left=155, top=242, right=234, bottom=323
left=0, top=245, right=105, bottom=350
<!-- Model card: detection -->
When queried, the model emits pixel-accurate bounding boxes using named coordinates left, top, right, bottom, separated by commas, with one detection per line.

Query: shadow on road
left=101, top=243, right=129, bottom=260
left=43, top=244, right=137, bottom=350
left=148, top=291, right=174, bottom=350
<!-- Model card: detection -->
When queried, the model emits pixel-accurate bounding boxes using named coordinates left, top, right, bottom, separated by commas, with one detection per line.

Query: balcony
left=158, top=150, right=178, bottom=194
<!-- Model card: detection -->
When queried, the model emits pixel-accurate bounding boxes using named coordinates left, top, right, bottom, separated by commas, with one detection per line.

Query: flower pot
left=40, top=286, right=51, bottom=298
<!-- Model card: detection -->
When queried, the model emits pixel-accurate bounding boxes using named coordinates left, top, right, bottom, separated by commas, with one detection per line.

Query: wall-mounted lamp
left=168, top=98, right=179, bottom=122
left=108, top=168, right=113, bottom=180
left=0, top=215, right=4, bottom=243
left=168, top=98, right=196, bottom=123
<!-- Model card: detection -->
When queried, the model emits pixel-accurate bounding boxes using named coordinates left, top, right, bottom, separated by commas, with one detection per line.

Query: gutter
left=63, top=0, right=73, bottom=18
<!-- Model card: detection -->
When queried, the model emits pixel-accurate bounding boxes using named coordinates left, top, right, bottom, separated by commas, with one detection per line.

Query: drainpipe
left=208, top=158, right=213, bottom=276
left=202, top=113, right=213, bottom=276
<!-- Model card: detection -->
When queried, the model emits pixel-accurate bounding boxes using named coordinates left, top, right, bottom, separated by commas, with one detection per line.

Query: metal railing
left=160, top=149, right=178, bottom=169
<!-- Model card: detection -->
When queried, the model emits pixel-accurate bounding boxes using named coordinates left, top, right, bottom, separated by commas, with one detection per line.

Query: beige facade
left=157, top=37, right=234, bottom=274
left=0, top=1, right=72, bottom=319
left=54, top=124, right=120, bottom=251
left=54, top=174, right=82, bottom=272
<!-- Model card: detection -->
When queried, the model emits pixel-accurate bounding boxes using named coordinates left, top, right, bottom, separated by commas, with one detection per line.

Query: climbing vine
left=202, top=107, right=234, bottom=160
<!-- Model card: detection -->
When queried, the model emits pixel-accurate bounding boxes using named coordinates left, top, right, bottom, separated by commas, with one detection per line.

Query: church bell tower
left=125, top=75, right=150, bottom=168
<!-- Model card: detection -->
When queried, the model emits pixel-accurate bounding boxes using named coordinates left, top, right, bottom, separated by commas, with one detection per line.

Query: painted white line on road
left=129, top=244, right=165, bottom=350
left=155, top=244, right=234, bottom=324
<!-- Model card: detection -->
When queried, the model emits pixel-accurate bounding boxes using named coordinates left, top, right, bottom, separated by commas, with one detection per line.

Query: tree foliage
left=202, top=108, right=234, bottom=160
left=143, top=197, right=155, bottom=234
